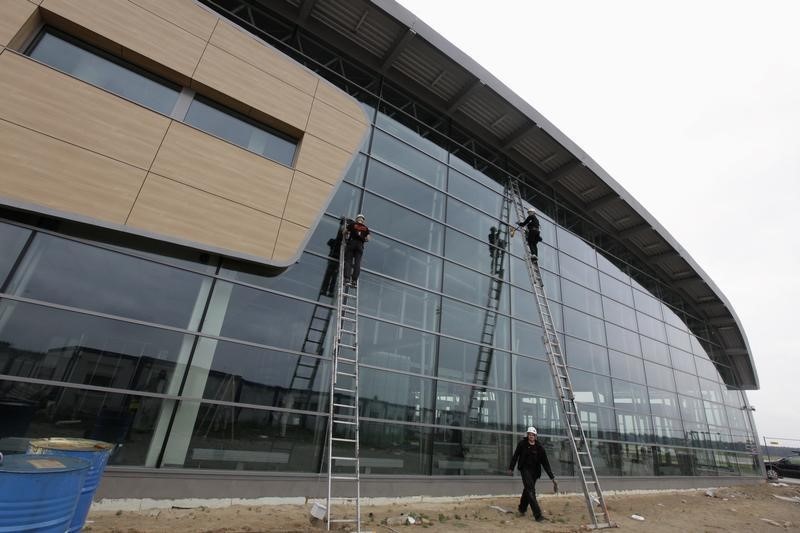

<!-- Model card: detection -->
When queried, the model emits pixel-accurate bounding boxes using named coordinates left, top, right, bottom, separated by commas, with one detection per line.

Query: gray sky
left=396, top=0, right=800, bottom=443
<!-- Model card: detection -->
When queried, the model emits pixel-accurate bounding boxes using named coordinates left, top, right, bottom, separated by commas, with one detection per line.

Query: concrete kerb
left=91, top=486, right=735, bottom=512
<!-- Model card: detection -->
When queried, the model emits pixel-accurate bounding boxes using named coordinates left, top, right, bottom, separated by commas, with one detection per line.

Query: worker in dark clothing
left=517, top=207, right=542, bottom=259
left=320, top=231, right=343, bottom=297
left=508, top=426, right=557, bottom=522
left=343, top=214, right=370, bottom=287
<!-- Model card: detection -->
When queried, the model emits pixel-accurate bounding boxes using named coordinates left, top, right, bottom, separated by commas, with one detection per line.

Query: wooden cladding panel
left=314, top=81, right=369, bottom=125
left=306, top=99, right=368, bottom=154
left=0, top=0, right=37, bottom=47
left=128, top=0, right=218, bottom=41
left=0, top=52, right=170, bottom=170
left=209, top=22, right=318, bottom=96
left=295, top=134, right=355, bottom=186
left=192, top=44, right=313, bottom=132
left=40, top=0, right=206, bottom=79
left=283, top=171, right=332, bottom=228
left=128, top=174, right=279, bottom=260
left=272, top=219, right=307, bottom=263
left=150, top=123, right=293, bottom=218
left=0, top=119, right=146, bottom=224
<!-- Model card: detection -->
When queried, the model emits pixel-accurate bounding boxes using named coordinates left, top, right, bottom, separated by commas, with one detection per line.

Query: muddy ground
left=86, top=481, right=800, bottom=532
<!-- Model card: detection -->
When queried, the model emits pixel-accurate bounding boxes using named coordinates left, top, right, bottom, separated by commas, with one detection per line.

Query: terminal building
left=0, top=0, right=761, bottom=499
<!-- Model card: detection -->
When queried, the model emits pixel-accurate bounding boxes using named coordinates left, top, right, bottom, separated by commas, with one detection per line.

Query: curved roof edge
left=373, top=0, right=756, bottom=389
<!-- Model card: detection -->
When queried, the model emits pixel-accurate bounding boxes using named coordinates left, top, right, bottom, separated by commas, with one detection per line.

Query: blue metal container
left=0, top=453, right=89, bottom=533
left=28, top=438, right=114, bottom=533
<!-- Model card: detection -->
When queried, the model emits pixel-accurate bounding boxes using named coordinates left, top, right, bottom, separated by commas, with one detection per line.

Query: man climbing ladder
left=507, top=180, right=615, bottom=530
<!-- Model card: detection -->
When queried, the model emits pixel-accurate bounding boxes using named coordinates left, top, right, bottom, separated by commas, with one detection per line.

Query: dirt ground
left=86, top=482, right=800, bottom=532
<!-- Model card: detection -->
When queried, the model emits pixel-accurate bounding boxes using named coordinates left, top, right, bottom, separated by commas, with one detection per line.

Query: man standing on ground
left=343, top=214, right=370, bottom=287
left=508, top=426, right=557, bottom=522
left=517, top=207, right=542, bottom=259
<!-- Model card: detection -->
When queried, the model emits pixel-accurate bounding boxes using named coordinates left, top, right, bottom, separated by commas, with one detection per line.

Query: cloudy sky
left=396, top=0, right=800, bottom=443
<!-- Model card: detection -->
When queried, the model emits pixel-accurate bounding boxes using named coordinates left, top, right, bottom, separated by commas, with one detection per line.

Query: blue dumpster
left=0, top=453, right=89, bottom=533
left=28, top=438, right=114, bottom=533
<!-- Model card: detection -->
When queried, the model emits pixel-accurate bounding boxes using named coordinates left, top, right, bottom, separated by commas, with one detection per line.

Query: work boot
left=515, top=510, right=526, bottom=518
left=534, top=515, right=545, bottom=522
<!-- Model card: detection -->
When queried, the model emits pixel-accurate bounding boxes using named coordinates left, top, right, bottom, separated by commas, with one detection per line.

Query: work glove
left=552, top=479, right=558, bottom=493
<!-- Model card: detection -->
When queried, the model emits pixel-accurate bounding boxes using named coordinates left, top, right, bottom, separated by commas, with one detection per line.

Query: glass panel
left=636, top=311, right=667, bottom=342
left=679, top=395, right=707, bottom=423
left=641, top=336, right=671, bottom=365
left=326, top=181, right=361, bottom=218
left=0, top=300, right=191, bottom=394
left=0, top=380, right=166, bottom=465
left=564, top=336, right=609, bottom=375
left=363, top=193, right=443, bottom=253
left=699, top=378, right=723, bottom=403
left=609, top=350, right=646, bottom=383
left=653, top=446, right=693, bottom=476
left=370, top=130, right=446, bottom=188
left=602, top=298, right=637, bottom=330
left=442, top=262, right=508, bottom=311
left=586, top=440, right=622, bottom=476
left=612, top=379, right=650, bottom=414
left=704, top=401, right=728, bottom=427
left=445, top=228, right=502, bottom=277
left=448, top=170, right=504, bottom=218
left=448, top=155, right=504, bottom=194
left=438, top=337, right=510, bottom=389
left=184, top=97, right=296, bottom=165
left=674, top=370, right=701, bottom=398
left=446, top=197, right=508, bottom=255
left=616, top=412, right=653, bottom=443
left=360, top=367, right=433, bottom=424
left=605, top=322, right=641, bottom=356
left=360, top=274, right=439, bottom=331
left=669, top=347, right=696, bottom=374
left=662, top=304, right=688, bottom=331
left=618, top=442, right=654, bottom=475
left=644, top=361, right=675, bottom=391
left=649, top=389, right=681, bottom=418
left=541, top=269, right=561, bottom=301
left=599, top=273, right=633, bottom=306
left=561, top=278, right=602, bottom=318
left=375, top=113, right=447, bottom=162
left=511, top=320, right=545, bottom=358
left=435, top=380, right=511, bottom=431
left=569, top=369, right=612, bottom=406
left=195, top=338, right=329, bottom=413
left=177, top=404, right=325, bottom=471
left=563, top=307, right=605, bottom=345
left=596, top=253, right=630, bottom=283
left=515, top=394, right=563, bottom=436
left=362, top=234, right=442, bottom=291
left=556, top=227, right=597, bottom=266
left=652, top=417, right=685, bottom=445
left=558, top=252, right=599, bottom=291
left=514, top=356, right=556, bottom=397
left=696, top=358, right=722, bottom=382
left=0, top=222, right=30, bottom=287
left=366, top=160, right=444, bottom=219
left=432, top=427, right=512, bottom=476
left=441, top=297, right=509, bottom=349
left=360, top=318, right=436, bottom=376
left=221, top=252, right=333, bottom=302
left=666, top=325, right=692, bottom=352
left=28, top=31, right=180, bottom=115
left=8, top=233, right=207, bottom=329
left=511, top=287, right=539, bottom=325
left=360, top=422, right=432, bottom=475
left=726, top=407, right=748, bottom=430
left=305, top=215, right=342, bottom=256
left=577, top=405, right=616, bottom=439
left=633, top=289, right=663, bottom=319
left=344, top=153, right=367, bottom=186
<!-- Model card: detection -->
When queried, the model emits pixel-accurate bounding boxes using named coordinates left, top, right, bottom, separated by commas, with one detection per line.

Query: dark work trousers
left=343, top=240, right=364, bottom=283
left=518, top=469, right=543, bottom=519
left=526, top=229, right=541, bottom=257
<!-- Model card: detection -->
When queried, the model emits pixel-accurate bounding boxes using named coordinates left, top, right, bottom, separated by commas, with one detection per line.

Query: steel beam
left=380, top=27, right=416, bottom=73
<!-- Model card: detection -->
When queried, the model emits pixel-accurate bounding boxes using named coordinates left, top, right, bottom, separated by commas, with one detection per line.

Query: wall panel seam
left=191, top=17, right=219, bottom=79
left=126, top=0, right=216, bottom=42
left=125, top=120, right=175, bottom=224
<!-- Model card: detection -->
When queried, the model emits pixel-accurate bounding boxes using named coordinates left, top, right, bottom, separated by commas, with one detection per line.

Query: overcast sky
left=396, top=0, right=800, bottom=443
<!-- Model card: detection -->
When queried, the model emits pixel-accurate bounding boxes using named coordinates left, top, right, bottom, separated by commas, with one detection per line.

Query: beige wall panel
left=128, top=174, right=279, bottom=260
left=315, top=81, right=369, bottom=125
left=0, top=119, right=145, bottom=223
left=40, top=0, right=206, bottom=79
left=283, top=171, right=332, bottom=228
left=306, top=99, right=368, bottom=154
left=128, top=0, right=218, bottom=41
left=0, top=52, right=170, bottom=169
left=210, top=22, right=318, bottom=96
left=0, top=0, right=37, bottom=47
left=151, top=123, right=293, bottom=217
left=295, top=135, right=354, bottom=186
left=193, top=44, right=312, bottom=132
left=272, top=219, right=308, bottom=263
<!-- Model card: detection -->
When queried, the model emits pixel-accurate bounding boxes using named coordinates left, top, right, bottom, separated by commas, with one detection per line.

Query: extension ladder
left=325, top=220, right=361, bottom=531
left=467, top=192, right=510, bottom=424
left=508, top=180, right=615, bottom=530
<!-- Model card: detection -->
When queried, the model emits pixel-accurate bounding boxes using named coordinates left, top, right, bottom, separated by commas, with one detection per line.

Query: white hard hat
left=527, top=207, right=535, bottom=214
left=355, top=213, right=365, bottom=221
left=526, top=426, right=537, bottom=435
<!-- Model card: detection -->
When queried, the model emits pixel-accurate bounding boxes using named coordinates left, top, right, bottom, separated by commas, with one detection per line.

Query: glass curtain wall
left=0, top=95, right=758, bottom=480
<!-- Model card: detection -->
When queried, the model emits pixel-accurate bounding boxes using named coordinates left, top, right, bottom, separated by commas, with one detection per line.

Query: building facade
left=0, top=0, right=761, bottom=499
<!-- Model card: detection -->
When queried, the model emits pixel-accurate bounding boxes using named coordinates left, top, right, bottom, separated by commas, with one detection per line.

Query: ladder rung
left=342, top=316, right=357, bottom=322
left=331, top=456, right=357, bottom=461
left=338, top=343, right=357, bottom=349
left=337, top=371, right=357, bottom=378
left=333, top=403, right=357, bottom=409
left=333, top=419, right=357, bottom=425
left=331, top=475, right=358, bottom=480
left=338, top=357, right=356, bottom=363
left=334, top=386, right=355, bottom=393
left=329, top=518, right=358, bottom=523
left=341, top=305, right=357, bottom=310
left=332, top=437, right=357, bottom=443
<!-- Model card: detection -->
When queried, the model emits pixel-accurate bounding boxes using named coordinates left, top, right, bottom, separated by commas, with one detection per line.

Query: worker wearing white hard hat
left=508, top=426, right=557, bottom=521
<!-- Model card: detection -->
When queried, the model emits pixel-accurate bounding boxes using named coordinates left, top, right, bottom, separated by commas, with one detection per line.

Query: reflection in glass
left=435, top=380, right=510, bottom=431
left=375, top=113, right=447, bottom=162
left=569, top=369, right=612, bottom=406
left=652, top=416, right=685, bottom=445
left=359, top=421, right=432, bottom=475
left=612, top=379, right=650, bottom=414
left=362, top=234, right=442, bottom=291
left=564, top=336, right=609, bottom=375
left=371, top=130, right=446, bottom=188
left=558, top=252, right=599, bottom=291
left=441, top=298, right=509, bottom=349
left=563, top=307, right=605, bottom=345
left=366, top=161, right=444, bottom=219
left=514, top=356, right=555, bottom=397
left=447, top=170, right=503, bottom=217
left=515, top=394, right=563, bottom=436
left=561, top=278, right=602, bottom=318
left=605, top=322, right=641, bottom=356
left=326, top=182, right=361, bottom=219
left=602, top=297, right=637, bottom=330
left=0, top=222, right=30, bottom=287
left=360, top=318, right=436, bottom=376
left=644, top=361, right=675, bottom=392
left=556, top=227, right=596, bottom=266
left=438, top=338, right=510, bottom=389
left=432, top=427, right=512, bottom=475
left=599, top=273, right=633, bottom=306
left=609, top=350, right=645, bottom=384
left=360, top=274, right=439, bottom=331
left=363, top=194, right=443, bottom=253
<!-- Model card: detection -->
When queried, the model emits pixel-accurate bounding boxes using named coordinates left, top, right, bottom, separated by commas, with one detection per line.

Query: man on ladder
left=343, top=214, right=370, bottom=287
left=517, top=207, right=542, bottom=259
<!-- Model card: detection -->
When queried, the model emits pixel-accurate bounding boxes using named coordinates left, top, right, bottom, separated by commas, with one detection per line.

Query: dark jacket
left=509, top=438, right=554, bottom=480
left=345, top=220, right=370, bottom=245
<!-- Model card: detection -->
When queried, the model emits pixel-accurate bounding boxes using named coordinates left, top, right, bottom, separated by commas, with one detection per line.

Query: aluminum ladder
left=467, top=192, right=510, bottom=424
left=508, top=180, right=615, bottom=530
left=325, top=220, right=361, bottom=531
